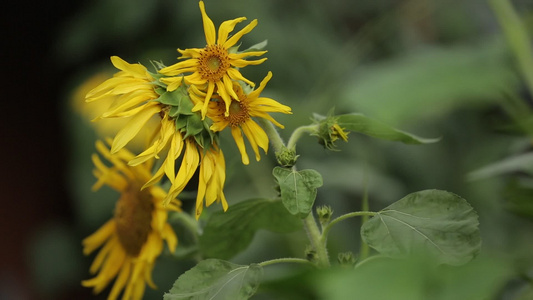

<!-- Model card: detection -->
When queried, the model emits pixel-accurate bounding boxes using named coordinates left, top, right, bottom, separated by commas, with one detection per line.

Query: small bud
left=337, top=251, right=356, bottom=267
left=316, top=205, right=333, bottom=226
left=312, top=111, right=350, bottom=151
left=275, top=146, right=299, bottom=167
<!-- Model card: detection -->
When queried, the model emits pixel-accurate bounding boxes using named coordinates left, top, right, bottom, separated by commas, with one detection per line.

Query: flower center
left=114, top=184, right=154, bottom=257
left=198, top=45, right=230, bottom=82
left=226, top=99, right=250, bottom=126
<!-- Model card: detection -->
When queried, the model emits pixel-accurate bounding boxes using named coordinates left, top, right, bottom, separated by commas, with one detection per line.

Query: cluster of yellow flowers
left=80, top=1, right=291, bottom=299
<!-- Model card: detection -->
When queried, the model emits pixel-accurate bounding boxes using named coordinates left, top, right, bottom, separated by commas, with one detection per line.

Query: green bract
left=155, top=84, right=218, bottom=149
left=361, top=189, right=481, bottom=265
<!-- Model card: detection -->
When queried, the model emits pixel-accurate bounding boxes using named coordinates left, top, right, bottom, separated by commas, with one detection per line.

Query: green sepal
left=183, top=113, right=204, bottom=138
left=272, top=167, right=323, bottom=218
left=164, top=259, right=263, bottom=300
left=156, top=85, right=194, bottom=116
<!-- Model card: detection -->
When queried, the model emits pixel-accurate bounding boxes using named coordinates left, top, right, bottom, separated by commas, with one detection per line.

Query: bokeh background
left=4, top=0, right=533, bottom=299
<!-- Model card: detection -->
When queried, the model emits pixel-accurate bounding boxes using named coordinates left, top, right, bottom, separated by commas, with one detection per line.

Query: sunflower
left=159, top=0, right=267, bottom=119
left=82, top=140, right=181, bottom=300
left=86, top=56, right=164, bottom=154
left=196, top=71, right=292, bottom=165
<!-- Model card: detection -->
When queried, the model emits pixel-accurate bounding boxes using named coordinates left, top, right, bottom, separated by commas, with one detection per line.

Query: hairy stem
left=257, top=118, right=285, bottom=153
left=303, top=212, right=330, bottom=268
left=287, top=124, right=318, bottom=150
left=258, top=257, right=316, bottom=268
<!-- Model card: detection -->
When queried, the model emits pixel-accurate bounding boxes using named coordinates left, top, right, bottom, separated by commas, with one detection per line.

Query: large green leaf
left=336, top=113, right=439, bottom=144
left=199, top=198, right=302, bottom=259
left=272, top=167, right=323, bottom=218
left=164, top=259, right=263, bottom=300
left=361, top=190, right=480, bottom=265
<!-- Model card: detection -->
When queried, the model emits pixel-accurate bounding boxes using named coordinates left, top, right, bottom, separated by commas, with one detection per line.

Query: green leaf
left=272, top=167, right=323, bottom=218
left=361, top=189, right=481, bottom=265
left=336, top=113, right=439, bottom=144
left=199, top=199, right=302, bottom=259
left=164, top=259, right=263, bottom=300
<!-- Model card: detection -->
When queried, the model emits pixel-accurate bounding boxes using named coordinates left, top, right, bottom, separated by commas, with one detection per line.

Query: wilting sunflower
left=86, top=56, right=164, bottom=154
left=159, top=0, right=267, bottom=119
left=82, top=140, right=181, bottom=300
left=194, top=71, right=292, bottom=165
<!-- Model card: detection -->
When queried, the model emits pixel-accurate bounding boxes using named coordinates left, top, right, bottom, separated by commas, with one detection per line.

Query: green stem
left=303, top=212, right=330, bottom=268
left=258, top=257, right=316, bottom=268
left=488, top=0, right=533, bottom=96
left=258, top=118, right=285, bottom=153
left=322, top=211, right=377, bottom=241
left=359, top=173, right=370, bottom=260
left=287, top=124, right=318, bottom=150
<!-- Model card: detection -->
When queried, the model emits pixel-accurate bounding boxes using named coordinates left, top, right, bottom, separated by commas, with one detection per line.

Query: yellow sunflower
left=82, top=140, right=181, bottom=300
left=159, top=0, right=267, bottom=119
left=86, top=56, right=164, bottom=154
left=196, top=71, right=292, bottom=165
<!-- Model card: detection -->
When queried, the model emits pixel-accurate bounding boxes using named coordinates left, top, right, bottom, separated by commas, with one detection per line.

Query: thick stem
left=303, top=212, right=330, bottom=268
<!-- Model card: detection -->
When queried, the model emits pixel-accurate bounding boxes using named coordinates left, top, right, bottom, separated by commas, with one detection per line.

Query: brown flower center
left=198, top=44, right=231, bottom=82
left=227, top=100, right=250, bottom=126
left=114, top=184, right=154, bottom=257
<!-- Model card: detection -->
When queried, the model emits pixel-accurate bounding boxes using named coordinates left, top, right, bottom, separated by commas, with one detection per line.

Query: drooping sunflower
left=82, top=140, right=181, bottom=300
left=194, top=71, right=292, bottom=165
left=86, top=56, right=164, bottom=154
left=159, top=0, right=267, bottom=119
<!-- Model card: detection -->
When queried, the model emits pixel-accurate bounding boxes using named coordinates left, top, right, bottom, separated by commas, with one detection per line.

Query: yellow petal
left=82, top=220, right=115, bottom=255
left=217, top=17, right=247, bottom=45
left=111, top=103, right=161, bottom=153
left=224, top=19, right=258, bottom=49
left=230, top=127, right=250, bottom=165
left=199, top=1, right=216, bottom=45
left=108, top=260, right=131, bottom=300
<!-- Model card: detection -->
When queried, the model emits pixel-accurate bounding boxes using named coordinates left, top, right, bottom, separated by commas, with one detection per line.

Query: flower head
left=82, top=140, right=180, bottom=300
left=159, top=0, right=267, bottom=119
left=86, top=56, right=164, bottom=154
left=197, top=71, right=292, bottom=165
